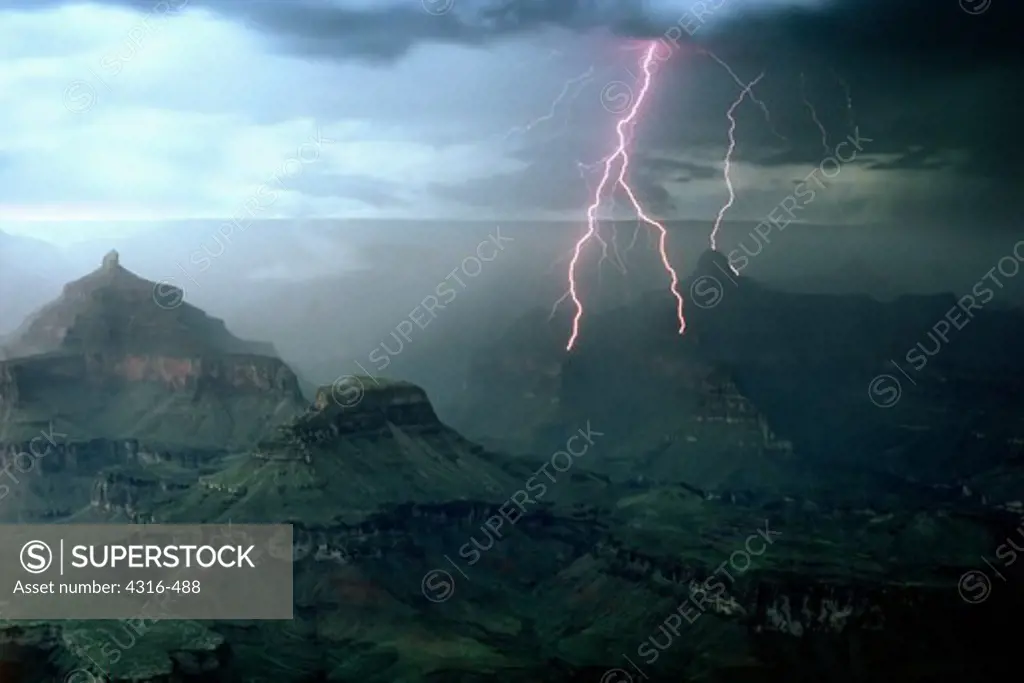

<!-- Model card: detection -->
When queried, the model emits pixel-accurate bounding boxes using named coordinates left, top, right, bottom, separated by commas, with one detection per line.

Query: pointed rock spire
left=102, top=249, right=120, bottom=271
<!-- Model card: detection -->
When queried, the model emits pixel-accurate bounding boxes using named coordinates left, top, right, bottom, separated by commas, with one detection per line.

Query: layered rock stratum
left=0, top=251, right=305, bottom=448
left=1, top=249, right=1021, bottom=682
left=0, top=376, right=1017, bottom=682
left=0, top=252, right=306, bottom=523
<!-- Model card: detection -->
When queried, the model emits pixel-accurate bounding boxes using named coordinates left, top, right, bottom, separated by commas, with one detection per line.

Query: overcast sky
left=0, top=0, right=1020, bottom=247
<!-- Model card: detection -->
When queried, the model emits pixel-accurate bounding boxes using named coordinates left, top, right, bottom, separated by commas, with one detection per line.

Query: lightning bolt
left=583, top=157, right=647, bottom=267
left=603, top=220, right=628, bottom=275
left=549, top=289, right=572, bottom=321
left=710, top=72, right=764, bottom=268
left=504, top=67, right=596, bottom=141
left=574, top=159, right=627, bottom=276
left=581, top=160, right=629, bottom=275
left=619, top=217, right=645, bottom=266
left=800, top=72, right=829, bottom=155
left=701, top=50, right=787, bottom=144
left=563, top=42, right=685, bottom=352
left=831, top=69, right=857, bottom=132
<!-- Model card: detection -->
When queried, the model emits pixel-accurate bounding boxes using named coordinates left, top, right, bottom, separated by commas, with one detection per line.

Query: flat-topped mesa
left=257, top=378, right=442, bottom=457
left=312, top=376, right=430, bottom=411
left=311, top=376, right=439, bottom=430
left=1, top=251, right=274, bottom=358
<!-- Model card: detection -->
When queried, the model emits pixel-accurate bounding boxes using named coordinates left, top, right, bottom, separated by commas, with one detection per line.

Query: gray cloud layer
left=4, top=0, right=1021, bottom=231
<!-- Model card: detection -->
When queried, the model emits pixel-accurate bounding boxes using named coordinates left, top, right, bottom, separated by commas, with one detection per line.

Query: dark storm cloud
left=13, top=0, right=1022, bottom=217
left=14, top=0, right=1020, bottom=66
left=690, top=0, right=1022, bottom=182
left=6, top=0, right=648, bottom=62
left=431, top=129, right=682, bottom=213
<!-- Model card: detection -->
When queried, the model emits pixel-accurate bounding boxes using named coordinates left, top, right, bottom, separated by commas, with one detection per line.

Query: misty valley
left=0, top=246, right=1020, bottom=682
left=2, top=0, right=1022, bottom=680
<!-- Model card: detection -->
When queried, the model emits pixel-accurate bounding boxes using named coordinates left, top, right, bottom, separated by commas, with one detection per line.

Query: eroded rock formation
left=0, top=253, right=306, bottom=449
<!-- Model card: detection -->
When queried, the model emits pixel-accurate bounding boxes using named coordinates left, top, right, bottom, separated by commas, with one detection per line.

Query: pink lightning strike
left=565, top=42, right=685, bottom=351
left=710, top=73, right=764, bottom=273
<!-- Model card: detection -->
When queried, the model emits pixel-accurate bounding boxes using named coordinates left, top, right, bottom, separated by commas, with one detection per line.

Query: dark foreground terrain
left=1, top=252, right=1021, bottom=682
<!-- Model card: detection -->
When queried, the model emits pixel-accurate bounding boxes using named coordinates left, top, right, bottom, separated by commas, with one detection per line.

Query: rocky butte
left=1, top=376, right=1018, bottom=682
left=0, top=251, right=306, bottom=520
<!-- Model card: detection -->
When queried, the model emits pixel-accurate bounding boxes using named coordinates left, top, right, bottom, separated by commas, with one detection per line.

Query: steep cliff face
left=0, top=350, right=304, bottom=448
left=306, top=377, right=443, bottom=434
left=149, top=377, right=525, bottom=526
left=88, top=462, right=196, bottom=521
left=0, top=252, right=306, bottom=449
left=0, top=433, right=219, bottom=523
left=0, top=376, right=596, bottom=682
left=1, top=410, right=1016, bottom=683
left=0, top=437, right=213, bottom=475
left=529, top=487, right=1015, bottom=681
left=0, top=351, right=299, bottom=396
